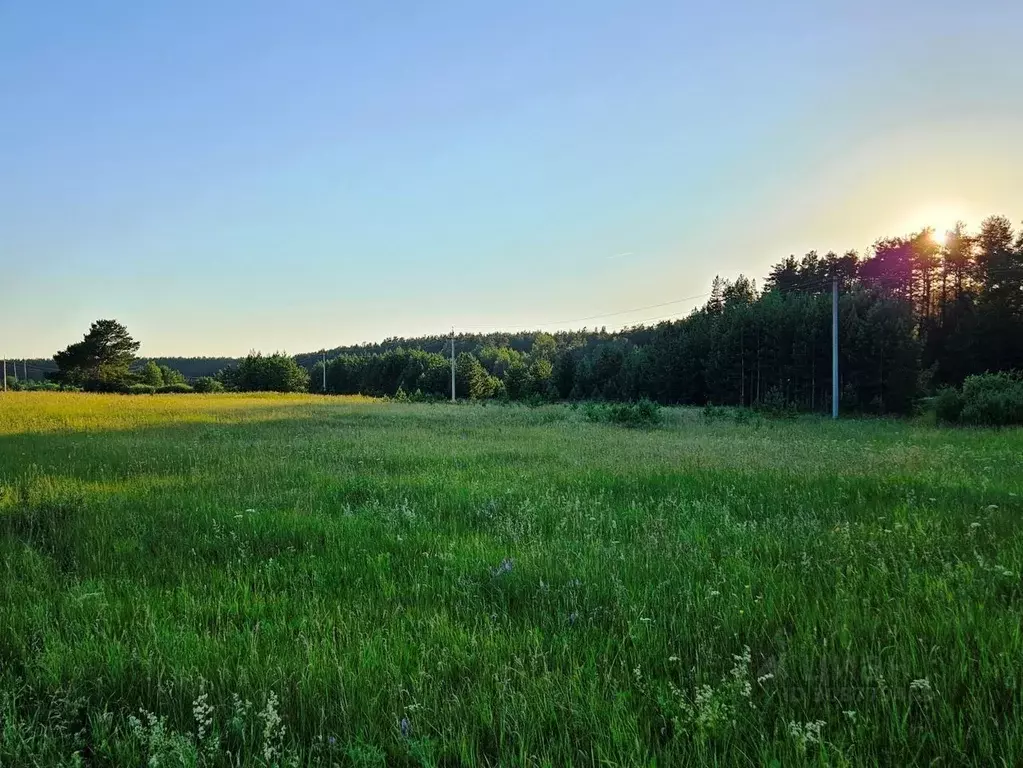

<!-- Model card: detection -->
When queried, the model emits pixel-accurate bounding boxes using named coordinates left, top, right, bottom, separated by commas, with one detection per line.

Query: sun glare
left=904, top=204, right=965, bottom=240
left=901, top=204, right=969, bottom=244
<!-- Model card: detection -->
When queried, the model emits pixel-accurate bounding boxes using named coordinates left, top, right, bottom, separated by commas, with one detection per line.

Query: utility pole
left=321, top=350, right=327, bottom=393
left=2, top=360, right=6, bottom=392
left=24, top=360, right=27, bottom=381
left=450, top=329, right=456, bottom=403
left=832, top=274, right=839, bottom=420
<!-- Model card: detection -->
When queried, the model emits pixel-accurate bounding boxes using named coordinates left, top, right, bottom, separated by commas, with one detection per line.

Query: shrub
left=220, top=353, right=309, bottom=393
left=83, top=378, right=130, bottom=393
left=756, top=386, right=798, bottom=419
left=733, top=407, right=763, bottom=427
left=933, top=387, right=964, bottom=424
left=702, top=404, right=730, bottom=422
left=959, top=372, right=1023, bottom=426
left=192, top=377, right=224, bottom=394
left=584, top=399, right=661, bottom=427
left=9, top=380, right=62, bottom=392
left=155, top=383, right=195, bottom=394
left=523, top=392, right=549, bottom=408
left=126, top=384, right=156, bottom=395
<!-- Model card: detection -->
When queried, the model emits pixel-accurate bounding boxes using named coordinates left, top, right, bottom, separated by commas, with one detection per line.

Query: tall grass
left=0, top=392, right=1021, bottom=765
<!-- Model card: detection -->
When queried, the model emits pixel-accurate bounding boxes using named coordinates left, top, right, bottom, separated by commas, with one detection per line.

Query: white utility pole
left=832, top=274, right=839, bottom=420
left=321, top=350, right=327, bottom=392
left=450, top=329, right=456, bottom=402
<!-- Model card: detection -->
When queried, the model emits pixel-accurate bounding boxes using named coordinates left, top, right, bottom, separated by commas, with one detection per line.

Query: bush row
left=123, top=383, right=196, bottom=395
left=583, top=399, right=661, bottom=427
left=934, top=372, right=1023, bottom=426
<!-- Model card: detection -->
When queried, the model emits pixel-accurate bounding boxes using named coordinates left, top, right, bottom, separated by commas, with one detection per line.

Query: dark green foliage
left=456, top=353, right=501, bottom=400
left=52, top=319, right=140, bottom=386
left=192, top=376, right=224, bottom=393
left=125, top=383, right=157, bottom=395
left=702, top=404, right=731, bottom=422
left=732, top=407, right=761, bottom=426
left=584, top=399, right=661, bottom=427
left=934, top=387, right=965, bottom=424
left=154, top=383, right=194, bottom=394
left=82, top=378, right=130, bottom=393
left=8, top=379, right=62, bottom=392
left=139, top=361, right=164, bottom=387
left=319, top=348, right=450, bottom=398
left=959, top=372, right=1023, bottom=426
left=218, top=353, right=309, bottom=393
left=755, top=386, right=798, bottom=419
left=158, top=365, right=186, bottom=386
left=932, top=373, right=1023, bottom=426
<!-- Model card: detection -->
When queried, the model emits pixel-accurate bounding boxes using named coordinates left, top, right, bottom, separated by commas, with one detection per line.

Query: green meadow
left=1, top=392, right=1021, bottom=766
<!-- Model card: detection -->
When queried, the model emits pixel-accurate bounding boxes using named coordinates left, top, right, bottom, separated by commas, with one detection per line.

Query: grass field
left=1, top=392, right=1021, bottom=766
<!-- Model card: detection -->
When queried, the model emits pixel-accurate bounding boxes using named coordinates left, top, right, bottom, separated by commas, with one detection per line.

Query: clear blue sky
left=3, top=1, right=1021, bottom=357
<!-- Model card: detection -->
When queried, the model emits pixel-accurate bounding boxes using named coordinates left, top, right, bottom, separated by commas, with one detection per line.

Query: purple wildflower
left=400, top=717, right=411, bottom=738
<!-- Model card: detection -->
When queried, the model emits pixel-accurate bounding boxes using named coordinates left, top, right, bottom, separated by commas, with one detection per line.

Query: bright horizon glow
left=3, top=2, right=1023, bottom=358
left=900, top=203, right=973, bottom=244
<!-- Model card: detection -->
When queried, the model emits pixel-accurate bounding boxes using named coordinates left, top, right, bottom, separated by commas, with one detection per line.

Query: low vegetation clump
left=6, top=379, right=64, bottom=392
left=192, top=376, right=225, bottom=394
left=934, top=372, right=1023, bottom=426
left=155, top=383, right=195, bottom=394
left=584, top=398, right=662, bottom=427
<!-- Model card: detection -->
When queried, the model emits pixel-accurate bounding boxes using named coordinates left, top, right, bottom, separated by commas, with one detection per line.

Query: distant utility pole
left=450, top=329, right=456, bottom=403
left=832, top=274, right=839, bottom=420
left=321, top=350, right=327, bottom=393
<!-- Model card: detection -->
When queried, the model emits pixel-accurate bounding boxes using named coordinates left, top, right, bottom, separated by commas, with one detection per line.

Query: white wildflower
left=259, top=692, right=285, bottom=765
left=788, top=720, right=826, bottom=752
left=909, top=678, right=932, bottom=694
left=192, top=690, right=214, bottom=744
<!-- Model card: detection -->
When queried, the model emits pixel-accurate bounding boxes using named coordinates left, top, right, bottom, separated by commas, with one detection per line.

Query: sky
left=2, top=0, right=1022, bottom=358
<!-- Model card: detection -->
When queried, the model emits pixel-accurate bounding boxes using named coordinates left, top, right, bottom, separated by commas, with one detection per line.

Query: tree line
left=35, top=213, right=1022, bottom=414
left=313, top=215, right=1023, bottom=414
left=45, top=321, right=310, bottom=394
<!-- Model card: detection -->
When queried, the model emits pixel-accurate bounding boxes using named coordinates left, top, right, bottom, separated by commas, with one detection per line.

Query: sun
left=901, top=203, right=970, bottom=244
